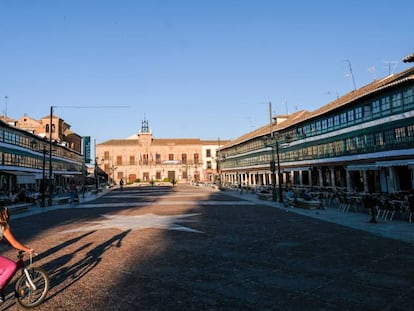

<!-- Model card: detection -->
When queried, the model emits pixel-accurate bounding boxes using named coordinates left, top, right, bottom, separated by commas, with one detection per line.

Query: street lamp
left=217, top=138, right=222, bottom=189
left=263, top=135, right=284, bottom=203
left=100, top=158, right=107, bottom=186
left=94, top=157, right=99, bottom=190
left=48, top=106, right=54, bottom=206
left=111, top=166, right=118, bottom=185
left=31, top=140, right=47, bottom=207
left=105, top=163, right=117, bottom=186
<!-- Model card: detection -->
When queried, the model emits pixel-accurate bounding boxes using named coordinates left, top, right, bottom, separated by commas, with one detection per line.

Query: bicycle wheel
left=15, top=267, right=50, bottom=308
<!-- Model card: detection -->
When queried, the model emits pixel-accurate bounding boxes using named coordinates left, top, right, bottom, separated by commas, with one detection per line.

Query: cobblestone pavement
left=1, top=184, right=414, bottom=310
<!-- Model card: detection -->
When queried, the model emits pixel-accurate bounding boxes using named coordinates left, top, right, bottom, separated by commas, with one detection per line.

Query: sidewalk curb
left=10, top=187, right=114, bottom=220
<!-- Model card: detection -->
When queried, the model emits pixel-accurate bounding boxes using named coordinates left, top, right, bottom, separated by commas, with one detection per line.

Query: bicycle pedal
left=15, top=288, right=26, bottom=299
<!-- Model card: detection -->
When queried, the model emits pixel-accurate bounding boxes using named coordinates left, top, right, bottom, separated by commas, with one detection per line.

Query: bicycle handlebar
left=17, top=250, right=38, bottom=260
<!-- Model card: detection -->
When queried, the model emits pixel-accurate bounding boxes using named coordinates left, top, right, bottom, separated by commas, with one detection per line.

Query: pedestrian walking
left=69, top=180, right=77, bottom=204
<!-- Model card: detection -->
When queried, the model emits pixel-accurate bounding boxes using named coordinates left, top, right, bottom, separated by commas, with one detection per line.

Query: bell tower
left=138, top=117, right=152, bottom=147
left=140, top=118, right=150, bottom=134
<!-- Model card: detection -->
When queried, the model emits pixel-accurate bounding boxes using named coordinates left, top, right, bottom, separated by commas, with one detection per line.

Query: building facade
left=0, top=114, right=84, bottom=197
left=219, top=64, right=414, bottom=195
left=96, top=119, right=228, bottom=185
left=2, top=113, right=83, bottom=154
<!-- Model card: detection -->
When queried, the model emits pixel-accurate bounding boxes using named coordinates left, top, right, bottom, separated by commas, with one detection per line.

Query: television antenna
left=3, top=96, right=8, bottom=117
left=343, top=59, right=357, bottom=91
left=384, top=60, right=398, bottom=75
left=368, top=66, right=376, bottom=81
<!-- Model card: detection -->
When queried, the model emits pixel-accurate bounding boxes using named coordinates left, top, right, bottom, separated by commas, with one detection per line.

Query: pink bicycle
left=1, top=251, right=49, bottom=308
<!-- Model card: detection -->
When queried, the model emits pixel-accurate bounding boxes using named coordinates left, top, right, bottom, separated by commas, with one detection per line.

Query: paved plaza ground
left=1, top=184, right=414, bottom=310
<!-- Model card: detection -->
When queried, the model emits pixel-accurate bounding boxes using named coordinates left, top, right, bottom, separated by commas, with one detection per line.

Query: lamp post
left=40, top=146, right=47, bottom=207
left=31, top=140, right=47, bottom=207
left=263, top=135, right=284, bottom=203
left=275, top=139, right=283, bottom=203
left=46, top=105, right=129, bottom=201
left=113, top=166, right=118, bottom=185
left=94, top=157, right=99, bottom=190
left=264, top=102, right=284, bottom=203
left=101, top=158, right=111, bottom=186
left=105, top=163, right=117, bottom=187
left=48, top=106, right=54, bottom=206
left=100, top=158, right=106, bottom=185
left=217, top=138, right=222, bottom=189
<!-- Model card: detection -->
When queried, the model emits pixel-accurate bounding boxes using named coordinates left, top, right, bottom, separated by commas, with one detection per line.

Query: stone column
left=308, top=169, right=313, bottom=187
left=318, top=168, right=323, bottom=187
left=388, top=167, right=396, bottom=193
left=346, top=169, right=351, bottom=192
left=363, top=170, right=368, bottom=193
left=330, top=167, right=336, bottom=188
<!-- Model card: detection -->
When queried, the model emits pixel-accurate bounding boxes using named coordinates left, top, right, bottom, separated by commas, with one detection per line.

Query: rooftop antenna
left=246, top=116, right=255, bottom=129
left=343, top=59, right=357, bottom=91
left=324, top=91, right=339, bottom=100
left=368, top=66, right=377, bottom=81
left=4, top=96, right=8, bottom=117
left=285, top=100, right=288, bottom=114
left=269, top=102, right=274, bottom=139
left=384, top=61, right=398, bottom=75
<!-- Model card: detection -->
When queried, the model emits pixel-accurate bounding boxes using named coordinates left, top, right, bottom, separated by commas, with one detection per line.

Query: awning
left=17, top=174, right=36, bottom=184
left=347, top=164, right=377, bottom=171
left=0, top=171, right=36, bottom=184
left=283, top=167, right=310, bottom=172
left=348, top=160, right=414, bottom=170
left=53, top=171, right=83, bottom=176
left=376, top=160, right=414, bottom=167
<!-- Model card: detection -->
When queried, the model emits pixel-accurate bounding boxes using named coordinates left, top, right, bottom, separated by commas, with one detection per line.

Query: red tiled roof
left=0, top=115, right=16, bottom=122
left=98, top=139, right=138, bottom=146
left=223, top=109, right=311, bottom=148
left=152, top=138, right=201, bottom=145
left=223, top=65, right=414, bottom=149
left=98, top=138, right=230, bottom=146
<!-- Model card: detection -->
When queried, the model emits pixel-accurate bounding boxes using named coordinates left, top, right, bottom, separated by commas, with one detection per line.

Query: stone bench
left=291, top=198, right=322, bottom=209
left=53, top=197, right=70, bottom=205
left=256, top=193, right=272, bottom=200
left=8, top=203, right=33, bottom=214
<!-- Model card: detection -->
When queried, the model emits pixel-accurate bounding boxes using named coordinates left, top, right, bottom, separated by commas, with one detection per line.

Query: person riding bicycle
left=0, top=206, right=34, bottom=302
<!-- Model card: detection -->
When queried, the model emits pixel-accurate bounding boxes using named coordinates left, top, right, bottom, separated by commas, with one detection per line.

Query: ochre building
left=96, top=119, right=229, bottom=185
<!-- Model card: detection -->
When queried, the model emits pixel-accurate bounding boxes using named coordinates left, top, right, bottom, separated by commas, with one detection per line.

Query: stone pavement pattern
left=1, top=184, right=414, bottom=310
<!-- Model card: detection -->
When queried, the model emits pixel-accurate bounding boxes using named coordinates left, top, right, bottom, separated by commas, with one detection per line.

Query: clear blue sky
left=1, top=0, right=413, bottom=146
